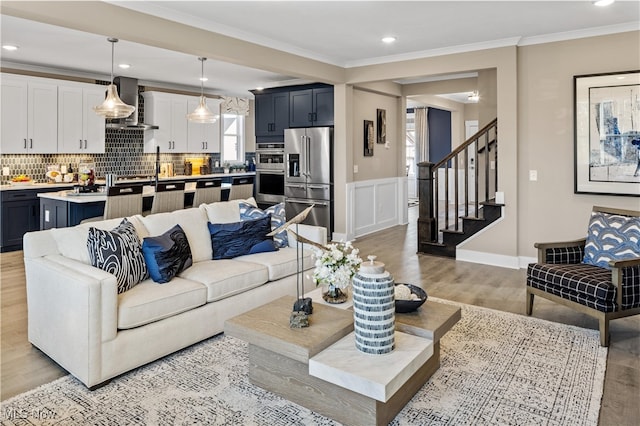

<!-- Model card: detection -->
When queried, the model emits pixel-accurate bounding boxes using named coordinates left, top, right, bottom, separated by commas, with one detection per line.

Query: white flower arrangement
left=312, top=241, right=362, bottom=289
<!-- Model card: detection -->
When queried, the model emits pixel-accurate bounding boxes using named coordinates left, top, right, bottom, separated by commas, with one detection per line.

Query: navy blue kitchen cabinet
left=289, top=86, right=334, bottom=128
left=1, top=187, right=59, bottom=252
left=254, top=91, right=290, bottom=138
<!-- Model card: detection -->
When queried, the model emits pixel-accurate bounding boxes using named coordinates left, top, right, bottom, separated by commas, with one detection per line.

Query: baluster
left=433, top=169, right=439, bottom=242
left=484, top=131, right=490, bottom=202
left=444, top=164, right=449, bottom=230
left=454, top=155, right=459, bottom=231
left=494, top=124, right=498, bottom=198
left=474, top=137, right=479, bottom=218
left=464, top=145, right=469, bottom=218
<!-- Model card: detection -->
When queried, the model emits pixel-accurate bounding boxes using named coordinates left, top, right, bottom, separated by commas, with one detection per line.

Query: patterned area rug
left=1, top=298, right=607, bottom=425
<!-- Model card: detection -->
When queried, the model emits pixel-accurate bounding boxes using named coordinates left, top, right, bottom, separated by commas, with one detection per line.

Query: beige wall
left=351, top=88, right=400, bottom=181
left=477, top=69, right=497, bottom=127
left=517, top=31, right=640, bottom=258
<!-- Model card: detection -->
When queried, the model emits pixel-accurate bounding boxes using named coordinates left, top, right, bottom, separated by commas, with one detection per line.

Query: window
left=221, top=113, right=245, bottom=163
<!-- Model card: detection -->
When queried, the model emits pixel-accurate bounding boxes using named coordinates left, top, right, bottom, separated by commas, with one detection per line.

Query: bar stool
left=103, top=184, right=144, bottom=219
left=81, top=184, right=144, bottom=223
left=192, top=178, right=223, bottom=206
left=228, top=176, right=254, bottom=201
left=150, top=181, right=185, bottom=214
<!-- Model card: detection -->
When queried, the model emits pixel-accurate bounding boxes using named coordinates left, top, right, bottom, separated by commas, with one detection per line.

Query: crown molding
left=518, top=21, right=640, bottom=46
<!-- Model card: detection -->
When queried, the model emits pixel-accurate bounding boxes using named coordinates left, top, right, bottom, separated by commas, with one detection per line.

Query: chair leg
left=526, top=290, right=534, bottom=316
left=599, top=317, right=609, bottom=347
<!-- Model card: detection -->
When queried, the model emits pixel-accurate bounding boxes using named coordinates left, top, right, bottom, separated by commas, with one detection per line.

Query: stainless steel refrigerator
left=284, top=127, right=333, bottom=234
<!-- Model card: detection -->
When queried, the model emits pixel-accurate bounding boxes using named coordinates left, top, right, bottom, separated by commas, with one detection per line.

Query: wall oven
left=255, top=141, right=285, bottom=204
left=256, top=169, right=285, bottom=204
left=255, top=142, right=285, bottom=170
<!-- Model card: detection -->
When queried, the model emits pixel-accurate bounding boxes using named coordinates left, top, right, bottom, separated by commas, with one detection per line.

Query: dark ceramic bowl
left=394, top=283, right=428, bottom=313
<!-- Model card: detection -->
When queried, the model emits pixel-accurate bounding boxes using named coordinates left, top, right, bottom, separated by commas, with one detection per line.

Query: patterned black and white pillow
left=87, top=218, right=148, bottom=294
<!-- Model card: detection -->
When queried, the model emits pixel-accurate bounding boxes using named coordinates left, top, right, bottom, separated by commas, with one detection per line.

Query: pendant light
left=93, top=38, right=136, bottom=119
left=187, top=57, right=219, bottom=123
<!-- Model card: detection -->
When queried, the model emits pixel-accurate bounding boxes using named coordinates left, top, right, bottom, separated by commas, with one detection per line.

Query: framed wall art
left=574, top=70, right=640, bottom=196
left=364, top=120, right=374, bottom=157
left=377, top=108, right=386, bottom=144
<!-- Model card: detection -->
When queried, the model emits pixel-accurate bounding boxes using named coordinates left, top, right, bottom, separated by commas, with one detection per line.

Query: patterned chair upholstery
left=526, top=206, right=640, bottom=346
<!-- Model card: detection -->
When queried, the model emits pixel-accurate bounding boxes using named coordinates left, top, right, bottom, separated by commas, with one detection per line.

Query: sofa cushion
left=87, top=218, right=149, bottom=294
left=51, top=215, right=148, bottom=265
left=178, top=259, right=269, bottom=302
left=117, top=277, right=207, bottom=329
left=235, top=246, right=314, bottom=281
left=208, top=216, right=274, bottom=260
left=239, top=201, right=288, bottom=248
left=583, top=211, right=640, bottom=269
left=200, top=197, right=257, bottom=224
left=142, top=224, right=193, bottom=283
left=139, top=208, right=212, bottom=263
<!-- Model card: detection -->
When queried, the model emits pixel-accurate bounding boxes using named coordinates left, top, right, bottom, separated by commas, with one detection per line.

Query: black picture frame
left=377, top=109, right=386, bottom=144
left=364, top=120, right=374, bottom=156
left=574, top=70, right=640, bottom=196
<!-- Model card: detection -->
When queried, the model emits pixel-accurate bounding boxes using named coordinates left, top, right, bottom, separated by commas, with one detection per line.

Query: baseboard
left=519, top=256, right=537, bottom=268
left=456, top=249, right=520, bottom=269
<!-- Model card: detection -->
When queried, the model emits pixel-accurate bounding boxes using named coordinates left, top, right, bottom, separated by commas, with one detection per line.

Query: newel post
left=417, top=161, right=437, bottom=250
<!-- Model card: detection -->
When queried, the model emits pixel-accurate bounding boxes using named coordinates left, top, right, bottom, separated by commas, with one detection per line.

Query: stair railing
left=417, top=118, right=497, bottom=245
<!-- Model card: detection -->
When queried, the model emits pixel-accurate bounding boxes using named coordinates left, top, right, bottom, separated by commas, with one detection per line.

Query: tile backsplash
left=0, top=129, right=254, bottom=184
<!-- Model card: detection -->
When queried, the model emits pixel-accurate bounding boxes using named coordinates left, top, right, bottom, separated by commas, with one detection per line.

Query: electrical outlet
left=490, top=160, right=495, bottom=170
left=529, top=170, right=538, bottom=181
left=353, top=165, right=359, bottom=173
left=45, top=210, right=50, bottom=223
left=2, top=167, right=9, bottom=176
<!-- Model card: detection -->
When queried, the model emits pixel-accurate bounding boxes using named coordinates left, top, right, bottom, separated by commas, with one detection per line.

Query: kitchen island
left=37, top=172, right=254, bottom=230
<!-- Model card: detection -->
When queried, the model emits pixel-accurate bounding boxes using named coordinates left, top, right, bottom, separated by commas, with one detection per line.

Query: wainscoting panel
left=347, top=177, right=407, bottom=239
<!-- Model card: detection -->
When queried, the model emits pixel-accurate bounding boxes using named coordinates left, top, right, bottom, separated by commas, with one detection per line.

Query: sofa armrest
left=24, top=255, right=118, bottom=387
left=286, top=224, right=327, bottom=248
left=534, top=238, right=587, bottom=264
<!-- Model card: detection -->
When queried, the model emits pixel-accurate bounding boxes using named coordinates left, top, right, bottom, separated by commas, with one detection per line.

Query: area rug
left=0, top=298, right=607, bottom=425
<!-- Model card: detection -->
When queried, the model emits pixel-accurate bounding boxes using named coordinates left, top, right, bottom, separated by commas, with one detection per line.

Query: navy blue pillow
left=142, top=224, right=193, bottom=283
left=208, top=215, right=274, bottom=260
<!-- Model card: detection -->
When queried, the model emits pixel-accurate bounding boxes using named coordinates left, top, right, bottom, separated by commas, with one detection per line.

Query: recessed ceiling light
left=593, top=0, right=614, bottom=6
left=200, top=77, right=208, bottom=82
left=2, top=44, right=19, bottom=51
left=118, top=63, right=131, bottom=69
left=382, top=36, right=397, bottom=44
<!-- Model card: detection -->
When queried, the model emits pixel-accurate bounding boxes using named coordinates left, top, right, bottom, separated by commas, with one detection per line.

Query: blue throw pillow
left=208, top=215, right=274, bottom=260
left=142, top=224, right=193, bottom=283
left=239, top=202, right=288, bottom=248
left=87, top=218, right=148, bottom=294
left=583, top=211, right=640, bottom=269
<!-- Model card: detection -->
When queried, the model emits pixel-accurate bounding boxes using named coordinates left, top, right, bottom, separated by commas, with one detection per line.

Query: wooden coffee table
left=224, top=296, right=460, bottom=426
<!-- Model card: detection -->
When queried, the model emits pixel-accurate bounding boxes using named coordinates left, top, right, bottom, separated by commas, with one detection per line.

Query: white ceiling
left=1, top=1, right=638, bottom=98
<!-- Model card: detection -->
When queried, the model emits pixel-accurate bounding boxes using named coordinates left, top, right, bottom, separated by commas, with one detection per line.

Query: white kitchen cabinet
left=58, top=83, right=106, bottom=153
left=186, top=96, right=222, bottom=153
left=142, top=91, right=188, bottom=153
left=1, top=75, right=58, bottom=154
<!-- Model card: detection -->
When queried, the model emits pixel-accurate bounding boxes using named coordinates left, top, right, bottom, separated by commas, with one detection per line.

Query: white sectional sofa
left=23, top=198, right=325, bottom=389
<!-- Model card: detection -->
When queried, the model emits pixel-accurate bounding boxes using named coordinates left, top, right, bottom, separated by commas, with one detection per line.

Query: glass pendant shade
left=93, top=38, right=136, bottom=119
left=187, top=95, right=218, bottom=123
left=93, top=84, right=136, bottom=119
left=187, top=57, right=218, bottom=123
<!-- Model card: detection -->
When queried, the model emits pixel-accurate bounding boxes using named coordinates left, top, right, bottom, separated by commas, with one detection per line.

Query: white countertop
left=37, top=182, right=232, bottom=203
left=1, top=171, right=254, bottom=192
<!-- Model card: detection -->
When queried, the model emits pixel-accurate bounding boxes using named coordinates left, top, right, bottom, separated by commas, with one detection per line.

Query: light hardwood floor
left=1, top=207, right=638, bottom=425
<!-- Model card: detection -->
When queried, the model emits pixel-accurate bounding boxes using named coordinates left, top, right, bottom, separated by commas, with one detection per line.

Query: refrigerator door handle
left=287, top=198, right=329, bottom=207
left=306, top=135, right=311, bottom=177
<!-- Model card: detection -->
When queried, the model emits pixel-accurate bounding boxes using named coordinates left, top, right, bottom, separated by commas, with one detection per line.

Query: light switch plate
left=2, top=167, right=9, bottom=176
left=529, top=170, right=538, bottom=181
left=353, top=165, right=359, bottom=173
left=45, top=210, right=50, bottom=223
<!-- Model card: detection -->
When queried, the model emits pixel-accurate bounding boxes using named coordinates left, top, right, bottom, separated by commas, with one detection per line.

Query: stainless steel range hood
left=105, top=77, right=158, bottom=130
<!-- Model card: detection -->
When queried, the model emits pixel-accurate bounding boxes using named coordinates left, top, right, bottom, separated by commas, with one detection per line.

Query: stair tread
left=441, top=228, right=464, bottom=234
left=461, top=215, right=484, bottom=221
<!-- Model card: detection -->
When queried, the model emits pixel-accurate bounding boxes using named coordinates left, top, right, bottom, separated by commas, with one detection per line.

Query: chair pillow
left=87, top=218, right=148, bottom=294
left=208, top=215, right=274, bottom=259
left=583, top=211, right=640, bottom=269
left=239, top=201, right=288, bottom=248
left=142, top=224, right=193, bottom=283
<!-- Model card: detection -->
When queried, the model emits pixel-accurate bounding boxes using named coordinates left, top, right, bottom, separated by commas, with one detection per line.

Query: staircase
left=417, top=118, right=502, bottom=258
